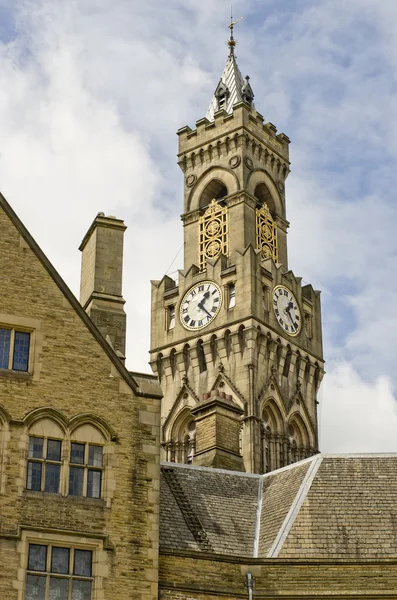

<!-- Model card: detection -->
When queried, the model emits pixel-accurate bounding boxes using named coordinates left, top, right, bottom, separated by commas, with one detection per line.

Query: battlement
left=177, top=101, right=290, bottom=162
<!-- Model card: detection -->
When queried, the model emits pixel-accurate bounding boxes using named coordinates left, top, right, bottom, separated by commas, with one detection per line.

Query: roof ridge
left=267, top=455, right=323, bottom=558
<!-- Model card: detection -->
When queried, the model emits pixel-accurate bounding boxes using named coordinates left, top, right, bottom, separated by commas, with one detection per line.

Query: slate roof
left=206, top=54, right=254, bottom=122
left=160, top=454, right=397, bottom=558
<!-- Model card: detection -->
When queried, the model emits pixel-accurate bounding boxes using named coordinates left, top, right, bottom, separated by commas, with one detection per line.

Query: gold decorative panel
left=199, top=199, right=228, bottom=270
left=256, top=203, right=278, bottom=262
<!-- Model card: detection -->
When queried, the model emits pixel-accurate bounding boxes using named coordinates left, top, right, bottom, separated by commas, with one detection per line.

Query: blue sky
left=1, top=0, right=397, bottom=451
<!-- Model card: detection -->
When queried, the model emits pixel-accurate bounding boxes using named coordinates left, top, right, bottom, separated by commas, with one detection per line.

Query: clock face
left=272, top=285, right=301, bottom=336
left=180, top=281, right=222, bottom=331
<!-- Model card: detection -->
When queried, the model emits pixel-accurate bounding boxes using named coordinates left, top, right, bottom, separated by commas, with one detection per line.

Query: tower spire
left=206, top=14, right=254, bottom=122
left=227, top=10, right=243, bottom=57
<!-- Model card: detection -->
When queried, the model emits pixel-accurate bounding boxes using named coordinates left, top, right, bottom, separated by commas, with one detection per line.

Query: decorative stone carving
left=229, top=155, right=241, bottom=168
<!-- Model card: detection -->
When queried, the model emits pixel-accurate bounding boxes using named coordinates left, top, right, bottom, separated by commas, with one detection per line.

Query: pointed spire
left=206, top=14, right=255, bottom=122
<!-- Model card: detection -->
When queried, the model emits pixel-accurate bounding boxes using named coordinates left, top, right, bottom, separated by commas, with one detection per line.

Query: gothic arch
left=288, top=412, right=313, bottom=462
left=261, top=398, right=285, bottom=473
left=168, top=407, right=196, bottom=464
left=69, top=413, right=116, bottom=442
left=23, top=407, right=68, bottom=432
left=199, top=179, right=228, bottom=208
left=187, top=167, right=239, bottom=212
left=246, top=169, right=284, bottom=218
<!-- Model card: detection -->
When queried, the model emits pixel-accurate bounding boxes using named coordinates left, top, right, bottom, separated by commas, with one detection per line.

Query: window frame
left=167, top=305, right=176, bottom=331
left=69, top=442, right=104, bottom=499
left=227, top=282, right=236, bottom=309
left=0, top=326, right=31, bottom=372
left=24, top=540, right=96, bottom=600
left=26, top=435, right=63, bottom=494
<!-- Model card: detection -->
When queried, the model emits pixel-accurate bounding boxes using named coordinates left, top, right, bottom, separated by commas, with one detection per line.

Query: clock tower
left=150, top=24, right=324, bottom=474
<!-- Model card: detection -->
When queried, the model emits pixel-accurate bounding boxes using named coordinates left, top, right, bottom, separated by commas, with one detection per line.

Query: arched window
left=69, top=424, right=106, bottom=499
left=287, top=417, right=311, bottom=464
left=24, top=414, right=113, bottom=502
left=197, top=340, right=207, bottom=373
left=26, top=418, right=65, bottom=494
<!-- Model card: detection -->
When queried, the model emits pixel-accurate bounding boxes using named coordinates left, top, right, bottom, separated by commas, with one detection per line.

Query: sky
left=1, top=0, right=397, bottom=453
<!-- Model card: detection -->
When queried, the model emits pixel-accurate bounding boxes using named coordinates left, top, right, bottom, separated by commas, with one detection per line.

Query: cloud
left=1, top=0, right=397, bottom=452
left=320, top=362, right=397, bottom=453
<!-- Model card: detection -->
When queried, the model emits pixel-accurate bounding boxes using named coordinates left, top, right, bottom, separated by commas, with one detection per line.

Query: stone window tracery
left=256, top=203, right=278, bottom=262
left=199, top=199, right=228, bottom=271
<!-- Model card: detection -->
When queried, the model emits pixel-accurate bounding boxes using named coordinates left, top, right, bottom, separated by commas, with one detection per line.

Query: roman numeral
left=189, top=320, right=196, bottom=327
left=211, top=306, right=217, bottom=313
left=198, top=320, right=203, bottom=327
left=184, top=315, right=190, bottom=323
left=275, top=309, right=279, bottom=316
left=212, top=289, right=217, bottom=295
left=183, top=308, right=188, bottom=314
left=198, top=285, right=204, bottom=291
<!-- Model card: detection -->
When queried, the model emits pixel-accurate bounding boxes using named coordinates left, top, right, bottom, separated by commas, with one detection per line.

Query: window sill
left=23, top=490, right=105, bottom=506
left=0, top=368, right=32, bottom=381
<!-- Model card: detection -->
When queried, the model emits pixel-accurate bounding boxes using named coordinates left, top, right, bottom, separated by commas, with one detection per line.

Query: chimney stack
left=79, top=213, right=127, bottom=359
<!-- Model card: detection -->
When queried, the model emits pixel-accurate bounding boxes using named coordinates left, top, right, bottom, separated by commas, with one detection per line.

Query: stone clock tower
left=150, top=25, right=324, bottom=474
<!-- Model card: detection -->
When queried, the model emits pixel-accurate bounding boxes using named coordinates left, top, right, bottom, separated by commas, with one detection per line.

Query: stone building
left=0, top=194, right=162, bottom=599
left=1, top=21, right=397, bottom=600
left=150, top=24, right=324, bottom=474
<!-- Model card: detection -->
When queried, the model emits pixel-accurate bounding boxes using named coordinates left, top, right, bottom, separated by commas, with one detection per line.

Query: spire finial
left=227, top=7, right=243, bottom=56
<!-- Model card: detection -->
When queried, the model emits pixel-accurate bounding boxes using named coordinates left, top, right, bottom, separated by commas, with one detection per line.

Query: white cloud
left=320, top=362, right=397, bottom=453
left=1, top=0, right=397, bottom=452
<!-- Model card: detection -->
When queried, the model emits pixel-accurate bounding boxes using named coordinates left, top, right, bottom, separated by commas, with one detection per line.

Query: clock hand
left=198, top=299, right=212, bottom=319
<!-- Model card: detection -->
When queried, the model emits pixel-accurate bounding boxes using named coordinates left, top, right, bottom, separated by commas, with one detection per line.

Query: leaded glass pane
left=49, top=576, right=68, bottom=599
left=73, top=549, right=92, bottom=577
left=88, top=445, right=102, bottom=467
left=28, top=544, right=47, bottom=571
left=26, top=574, right=46, bottom=600
left=12, top=330, right=30, bottom=371
left=27, top=462, right=42, bottom=491
left=47, top=439, right=62, bottom=461
left=71, top=443, right=85, bottom=465
left=51, top=547, right=70, bottom=574
left=69, top=467, right=84, bottom=496
left=28, top=436, right=44, bottom=459
left=0, top=328, right=10, bottom=369
left=45, top=464, right=60, bottom=493
left=72, top=580, right=92, bottom=600
left=87, top=470, right=101, bottom=499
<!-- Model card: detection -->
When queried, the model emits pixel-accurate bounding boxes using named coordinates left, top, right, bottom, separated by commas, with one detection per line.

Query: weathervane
left=227, top=6, right=243, bottom=56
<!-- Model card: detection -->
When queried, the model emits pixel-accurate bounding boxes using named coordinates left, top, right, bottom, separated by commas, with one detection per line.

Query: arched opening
left=262, top=400, right=284, bottom=473
left=199, top=179, right=228, bottom=208
left=283, top=346, right=292, bottom=378
left=288, top=416, right=311, bottom=463
left=224, top=329, right=232, bottom=359
left=170, top=349, right=177, bottom=379
left=168, top=409, right=196, bottom=465
left=210, top=335, right=217, bottom=364
left=183, top=344, right=190, bottom=373
left=238, top=325, right=245, bottom=355
left=254, top=182, right=276, bottom=215
left=197, top=340, right=207, bottom=373
left=156, top=353, right=163, bottom=383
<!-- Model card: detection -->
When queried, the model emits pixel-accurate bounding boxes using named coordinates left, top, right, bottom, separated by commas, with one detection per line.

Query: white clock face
left=180, top=281, right=222, bottom=331
left=273, top=285, right=301, bottom=336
